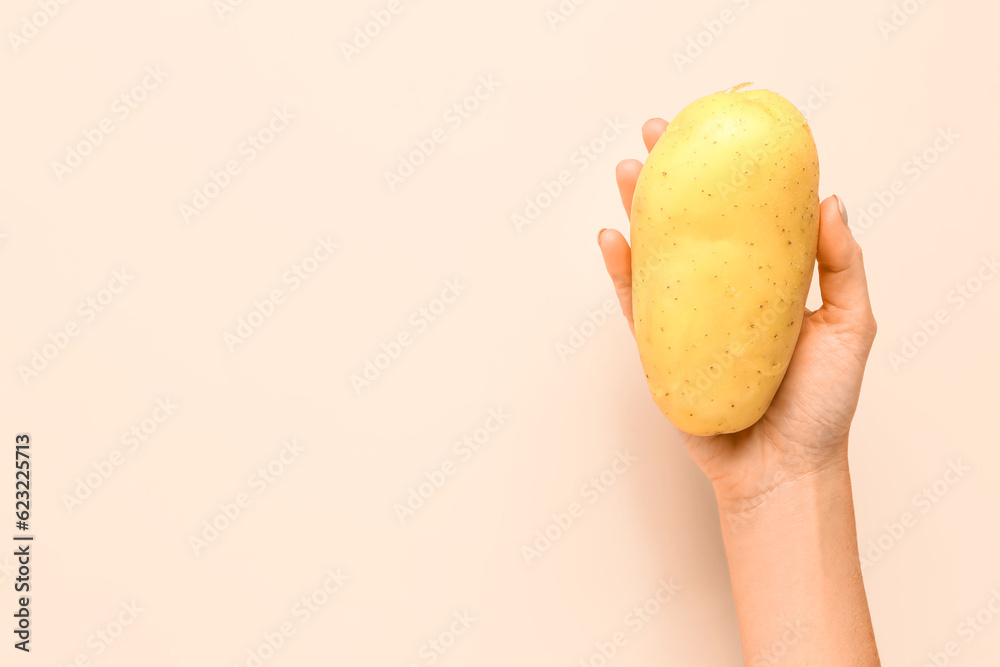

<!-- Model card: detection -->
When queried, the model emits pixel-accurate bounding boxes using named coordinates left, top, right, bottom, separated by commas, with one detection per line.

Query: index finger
left=642, top=118, right=668, bottom=153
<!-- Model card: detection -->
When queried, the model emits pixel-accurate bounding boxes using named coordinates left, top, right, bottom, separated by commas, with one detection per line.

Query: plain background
left=2, top=0, right=998, bottom=664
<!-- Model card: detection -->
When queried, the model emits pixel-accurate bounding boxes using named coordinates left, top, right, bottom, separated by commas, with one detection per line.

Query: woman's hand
left=598, top=118, right=878, bottom=513
left=601, top=118, right=882, bottom=665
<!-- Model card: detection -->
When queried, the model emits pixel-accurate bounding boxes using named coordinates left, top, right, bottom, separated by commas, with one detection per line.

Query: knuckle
left=853, top=242, right=865, bottom=264
left=863, top=312, right=878, bottom=339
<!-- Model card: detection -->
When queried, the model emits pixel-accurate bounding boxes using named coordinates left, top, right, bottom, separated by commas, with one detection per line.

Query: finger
left=598, top=229, right=635, bottom=335
left=616, top=159, right=642, bottom=218
left=642, top=118, right=668, bottom=154
left=816, top=195, right=875, bottom=318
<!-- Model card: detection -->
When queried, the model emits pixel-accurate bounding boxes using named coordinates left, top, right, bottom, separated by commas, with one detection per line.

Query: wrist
left=714, top=455, right=853, bottom=532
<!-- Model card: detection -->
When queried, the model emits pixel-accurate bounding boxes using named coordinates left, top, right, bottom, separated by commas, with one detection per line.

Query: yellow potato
left=630, top=84, right=819, bottom=436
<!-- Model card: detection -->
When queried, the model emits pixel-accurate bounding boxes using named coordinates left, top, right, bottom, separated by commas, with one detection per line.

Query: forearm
left=716, top=457, right=880, bottom=666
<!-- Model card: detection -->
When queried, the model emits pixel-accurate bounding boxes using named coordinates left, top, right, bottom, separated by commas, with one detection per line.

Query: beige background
left=2, top=0, right=999, bottom=664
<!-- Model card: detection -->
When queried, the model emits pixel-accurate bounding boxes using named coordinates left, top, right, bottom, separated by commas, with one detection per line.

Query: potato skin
left=630, top=88, right=819, bottom=436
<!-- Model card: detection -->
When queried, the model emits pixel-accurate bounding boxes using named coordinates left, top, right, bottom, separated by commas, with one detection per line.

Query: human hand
left=599, top=118, right=878, bottom=511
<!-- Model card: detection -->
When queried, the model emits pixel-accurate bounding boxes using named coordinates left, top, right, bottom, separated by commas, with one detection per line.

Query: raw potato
left=630, top=84, right=819, bottom=436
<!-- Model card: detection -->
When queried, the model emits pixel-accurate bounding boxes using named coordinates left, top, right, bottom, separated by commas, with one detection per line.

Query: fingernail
left=597, top=228, right=607, bottom=245
left=835, top=195, right=849, bottom=226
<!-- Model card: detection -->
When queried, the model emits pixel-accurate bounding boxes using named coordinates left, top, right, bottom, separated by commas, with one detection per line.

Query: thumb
left=816, top=195, right=876, bottom=330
